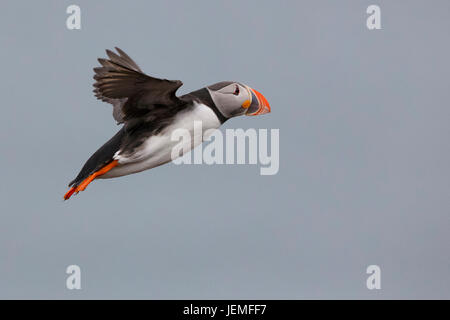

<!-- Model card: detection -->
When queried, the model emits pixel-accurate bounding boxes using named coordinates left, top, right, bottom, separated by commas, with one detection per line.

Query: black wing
left=93, top=47, right=183, bottom=124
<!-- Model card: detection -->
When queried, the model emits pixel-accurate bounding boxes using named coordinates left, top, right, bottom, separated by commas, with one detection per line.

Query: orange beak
left=245, top=87, right=271, bottom=116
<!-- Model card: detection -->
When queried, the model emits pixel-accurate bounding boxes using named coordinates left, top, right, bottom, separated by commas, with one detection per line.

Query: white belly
left=100, top=103, right=221, bottom=179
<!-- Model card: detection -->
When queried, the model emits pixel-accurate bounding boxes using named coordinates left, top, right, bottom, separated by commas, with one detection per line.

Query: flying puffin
left=63, top=47, right=270, bottom=200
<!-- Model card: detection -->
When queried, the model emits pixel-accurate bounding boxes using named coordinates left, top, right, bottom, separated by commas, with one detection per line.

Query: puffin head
left=206, top=81, right=270, bottom=119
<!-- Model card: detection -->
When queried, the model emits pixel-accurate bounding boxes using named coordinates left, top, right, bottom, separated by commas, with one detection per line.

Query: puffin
left=63, top=47, right=270, bottom=200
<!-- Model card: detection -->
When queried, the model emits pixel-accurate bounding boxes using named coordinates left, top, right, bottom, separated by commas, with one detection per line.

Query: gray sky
left=0, top=0, right=449, bottom=299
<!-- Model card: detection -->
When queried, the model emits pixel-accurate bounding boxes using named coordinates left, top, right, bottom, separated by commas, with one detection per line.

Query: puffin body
left=102, top=102, right=221, bottom=179
left=64, top=48, right=270, bottom=200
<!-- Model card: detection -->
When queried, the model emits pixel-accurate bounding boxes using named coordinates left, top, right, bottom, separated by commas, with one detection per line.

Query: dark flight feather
left=93, top=47, right=183, bottom=123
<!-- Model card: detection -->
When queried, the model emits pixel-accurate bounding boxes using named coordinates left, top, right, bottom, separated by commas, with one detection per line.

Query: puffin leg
left=63, top=160, right=119, bottom=200
left=63, top=187, right=77, bottom=200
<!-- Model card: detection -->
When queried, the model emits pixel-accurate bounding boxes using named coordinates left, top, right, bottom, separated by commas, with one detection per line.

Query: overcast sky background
left=0, top=0, right=449, bottom=299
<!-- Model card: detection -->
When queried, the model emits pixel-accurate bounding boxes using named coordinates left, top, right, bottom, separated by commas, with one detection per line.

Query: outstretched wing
left=93, top=47, right=183, bottom=124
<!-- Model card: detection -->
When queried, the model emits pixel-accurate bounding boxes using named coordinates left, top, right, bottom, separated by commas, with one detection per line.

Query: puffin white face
left=206, top=81, right=271, bottom=119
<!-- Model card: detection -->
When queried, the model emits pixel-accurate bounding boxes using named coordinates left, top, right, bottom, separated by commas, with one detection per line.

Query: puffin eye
left=233, top=85, right=240, bottom=95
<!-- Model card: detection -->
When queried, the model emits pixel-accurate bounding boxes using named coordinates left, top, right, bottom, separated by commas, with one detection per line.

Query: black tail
left=68, top=128, right=124, bottom=188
